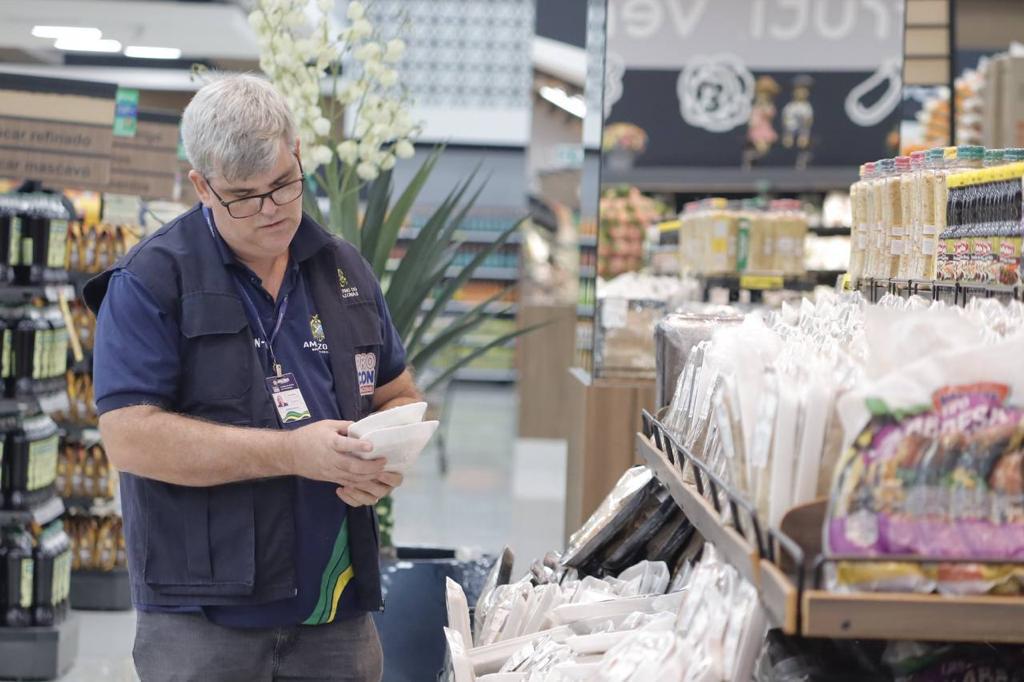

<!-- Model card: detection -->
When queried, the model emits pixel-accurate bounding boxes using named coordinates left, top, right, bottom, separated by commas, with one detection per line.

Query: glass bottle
left=1, top=523, right=34, bottom=627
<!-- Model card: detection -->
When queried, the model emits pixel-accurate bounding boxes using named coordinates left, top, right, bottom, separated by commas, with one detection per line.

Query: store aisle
left=37, top=383, right=564, bottom=682
left=393, top=383, right=567, bottom=567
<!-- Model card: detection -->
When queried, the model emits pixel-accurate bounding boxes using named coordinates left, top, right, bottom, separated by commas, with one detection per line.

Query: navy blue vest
left=83, top=206, right=384, bottom=611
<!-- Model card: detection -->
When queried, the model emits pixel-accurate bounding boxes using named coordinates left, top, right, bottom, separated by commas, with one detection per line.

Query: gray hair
left=181, top=74, right=297, bottom=181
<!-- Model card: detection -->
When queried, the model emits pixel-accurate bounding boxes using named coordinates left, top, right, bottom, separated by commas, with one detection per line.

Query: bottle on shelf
left=31, top=521, right=71, bottom=626
left=1, top=522, right=35, bottom=627
left=5, top=407, right=60, bottom=511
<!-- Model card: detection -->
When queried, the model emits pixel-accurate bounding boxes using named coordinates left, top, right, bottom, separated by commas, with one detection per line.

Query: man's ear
left=188, top=170, right=216, bottom=209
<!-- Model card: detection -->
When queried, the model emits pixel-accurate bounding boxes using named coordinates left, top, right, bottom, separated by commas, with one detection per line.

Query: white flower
left=379, top=153, right=396, bottom=171
left=336, top=140, right=358, bottom=165
left=286, top=9, right=307, bottom=28
left=313, top=117, right=331, bottom=136
left=318, top=0, right=334, bottom=11
left=312, top=145, right=333, bottom=167
left=354, top=118, right=370, bottom=137
left=351, top=18, right=372, bottom=39
left=346, top=1, right=365, bottom=20
left=353, top=42, right=381, bottom=62
left=358, top=139, right=379, bottom=160
left=248, top=10, right=266, bottom=30
left=394, top=139, right=415, bottom=159
left=356, top=162, right=379, bottom=181
left=378, top=68, right=398, bottom=88
left=259, top=56, right=274, bottom=75
left=384, top=39, right=405, bottom=63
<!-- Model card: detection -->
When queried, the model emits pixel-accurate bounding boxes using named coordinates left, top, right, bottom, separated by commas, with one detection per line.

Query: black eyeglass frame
left=204, top=155, right=306, bottom=219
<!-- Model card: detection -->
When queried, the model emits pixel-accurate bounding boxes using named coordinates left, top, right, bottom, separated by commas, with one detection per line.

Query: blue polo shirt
left=93, top=209, right=406, bottom=628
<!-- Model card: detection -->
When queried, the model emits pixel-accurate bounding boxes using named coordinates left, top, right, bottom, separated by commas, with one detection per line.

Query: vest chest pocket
left=179, top=293, right=253, bottom=402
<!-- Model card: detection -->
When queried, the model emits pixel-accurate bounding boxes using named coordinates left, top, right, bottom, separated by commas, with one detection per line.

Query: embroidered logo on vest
left=338, top=268, right=360, bottom=299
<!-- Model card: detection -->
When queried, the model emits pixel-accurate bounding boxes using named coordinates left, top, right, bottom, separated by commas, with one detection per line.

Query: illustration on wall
left=743, top=75, right=781, bottom=169
left=782, top=75, right=815, bottom=168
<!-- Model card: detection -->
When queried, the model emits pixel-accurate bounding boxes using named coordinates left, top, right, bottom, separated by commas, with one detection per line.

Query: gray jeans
left=133, top=611, right=383, bottom=682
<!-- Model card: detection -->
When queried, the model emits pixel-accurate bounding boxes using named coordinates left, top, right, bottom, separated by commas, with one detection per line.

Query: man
left=85, top=74, right=419, bottom=681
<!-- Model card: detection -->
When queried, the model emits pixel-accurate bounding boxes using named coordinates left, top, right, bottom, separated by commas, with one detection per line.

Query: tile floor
left=17, top=384, right=567, bottom=682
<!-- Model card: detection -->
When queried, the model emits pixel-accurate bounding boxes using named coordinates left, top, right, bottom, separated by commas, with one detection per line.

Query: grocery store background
left=0, top=0, right=1022, bottom=680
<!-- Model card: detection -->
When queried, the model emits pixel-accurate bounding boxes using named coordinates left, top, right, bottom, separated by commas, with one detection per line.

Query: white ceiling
left=0, top=0, right=259, bottom=61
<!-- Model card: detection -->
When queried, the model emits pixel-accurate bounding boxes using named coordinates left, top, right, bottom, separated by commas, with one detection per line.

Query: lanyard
left=203, top=207, right=290, bottom=377
left=236, top=282, right=289, bottom=377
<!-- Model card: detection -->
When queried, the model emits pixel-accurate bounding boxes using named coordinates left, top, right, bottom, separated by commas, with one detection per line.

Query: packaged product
left=827, top=333, right=1024, bottom=594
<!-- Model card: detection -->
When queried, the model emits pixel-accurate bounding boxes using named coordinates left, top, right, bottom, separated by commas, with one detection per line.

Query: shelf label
left=740, top=274, right=784, bottom=290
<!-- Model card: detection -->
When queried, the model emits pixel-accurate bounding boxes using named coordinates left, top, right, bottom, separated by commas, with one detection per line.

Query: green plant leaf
left=339, top=164, right=361, bottom=248
left=303, top=176, right=325, bottom=225
left=407, top=284, right=515, bottom=367
left=419, top=321, right=547, bottom=395
left=406, top=216, right=524, bottom=353
left=371, top=147, right=445, bottom=276
left=359, top=169, right=393, bottom=275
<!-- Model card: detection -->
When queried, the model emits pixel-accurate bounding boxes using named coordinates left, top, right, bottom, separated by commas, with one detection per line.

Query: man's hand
left=287, top=419, right=387, bottom=487
left=336, top=471, right=404, bottom=507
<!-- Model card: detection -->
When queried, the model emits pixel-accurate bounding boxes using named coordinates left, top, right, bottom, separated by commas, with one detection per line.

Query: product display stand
left=563, top=367, right=654, bottom=542
left=515, top=304, right=577, bottom=439
left=857, top=276, right=1023, bottom=306
left=0, top=613, right=80, bottom=681
left=637, top=410, right=1024, bottom=644
left=69, top=568, right=131, bottom=611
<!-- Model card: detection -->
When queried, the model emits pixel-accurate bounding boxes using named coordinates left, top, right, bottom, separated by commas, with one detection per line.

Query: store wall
left=957, top=0, right=1024, bottom=51
left=390, top=146, right=528, bottom=212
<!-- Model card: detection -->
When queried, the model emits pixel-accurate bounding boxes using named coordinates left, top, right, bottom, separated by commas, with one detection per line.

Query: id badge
left=266, top=373, right=312, bottom=424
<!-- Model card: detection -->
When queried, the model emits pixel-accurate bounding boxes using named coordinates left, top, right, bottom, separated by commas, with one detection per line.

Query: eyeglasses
left=204, top=158, right=306, bottom=219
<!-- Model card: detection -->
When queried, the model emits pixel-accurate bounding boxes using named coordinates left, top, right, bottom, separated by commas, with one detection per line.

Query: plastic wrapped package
left=474, top=548, right=515, bottom=646
left=616, top=560, right=670, bottom=597
left=827, top=333, right=1024, bottom=594
left=447, top=578, right=473, bottom=650
left=499, top=635, right=576, bottom=674
left=655, top=310, right=743, bottom=408
left=595, top=631, right=688, bottom=682
left=561, top=467, right=655, bottom=569
left=594, top=297, right=667, bottom=380
left=444, top=627, right=476, bottom=682
left=601, top=492, right=678, bottom=574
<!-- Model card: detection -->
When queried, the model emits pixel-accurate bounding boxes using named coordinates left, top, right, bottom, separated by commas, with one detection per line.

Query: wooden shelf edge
left=760, top=559, right=799, bottom=635
left=635, top=433, right=762, bottom=593
left=802, top=589, right=1024, bottom=643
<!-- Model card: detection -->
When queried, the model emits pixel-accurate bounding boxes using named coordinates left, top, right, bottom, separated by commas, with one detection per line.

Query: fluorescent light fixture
left=32, top=25, right=102, bottom=40
left=538, top=86, right=586, bottom=119
left=124, top=45, right=182, bottom=60
left=54, top=37, right=122, bottom=53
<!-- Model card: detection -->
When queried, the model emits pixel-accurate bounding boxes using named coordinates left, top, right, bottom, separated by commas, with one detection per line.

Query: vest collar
left=200, top=204, right=335, bottom=268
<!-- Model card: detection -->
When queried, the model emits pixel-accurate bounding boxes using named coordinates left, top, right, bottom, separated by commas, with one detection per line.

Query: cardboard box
left=981, top=56, right=1004, bottom=149
left=1001, top=56, right=1024, bottom=147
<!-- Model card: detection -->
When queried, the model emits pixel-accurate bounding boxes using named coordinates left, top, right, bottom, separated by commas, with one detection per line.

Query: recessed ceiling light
left=124, top=45, right=182, bottom=60
left=32, top=25, right=102, bottom=40
left=54, top=37, right=123, bottom=53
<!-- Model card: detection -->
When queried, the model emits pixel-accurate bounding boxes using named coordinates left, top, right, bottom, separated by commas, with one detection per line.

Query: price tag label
left=739, top=274, right=784, bottom=290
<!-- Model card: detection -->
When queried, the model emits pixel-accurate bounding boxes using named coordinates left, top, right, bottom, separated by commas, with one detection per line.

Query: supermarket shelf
left=386, top=263, right=520, bottom=281
left=0, top=282, right=75, bottom=305
left=809, top=270, right=847, bottom=287
left=808, top=226, right=851, bottom=237
left=398, top=228, right=521, bottom=245
left=858, top=277, right=1024, bottom=305
left=423, top=300, right=517, bottom=316
left=448, top=266, right=519, bottom=281
left=601, top=166, right=859, bottom=193
left=635, top=430, right=769, bottom=609
left=0, top=612, right=79, bottom=681
left=70, top=569, right=132, bottom=611
left=452, top=368, right=517, bottom=383
left=0, top=495, right=65, bottom=526
left=640, top=410, right=1024, bottom=644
